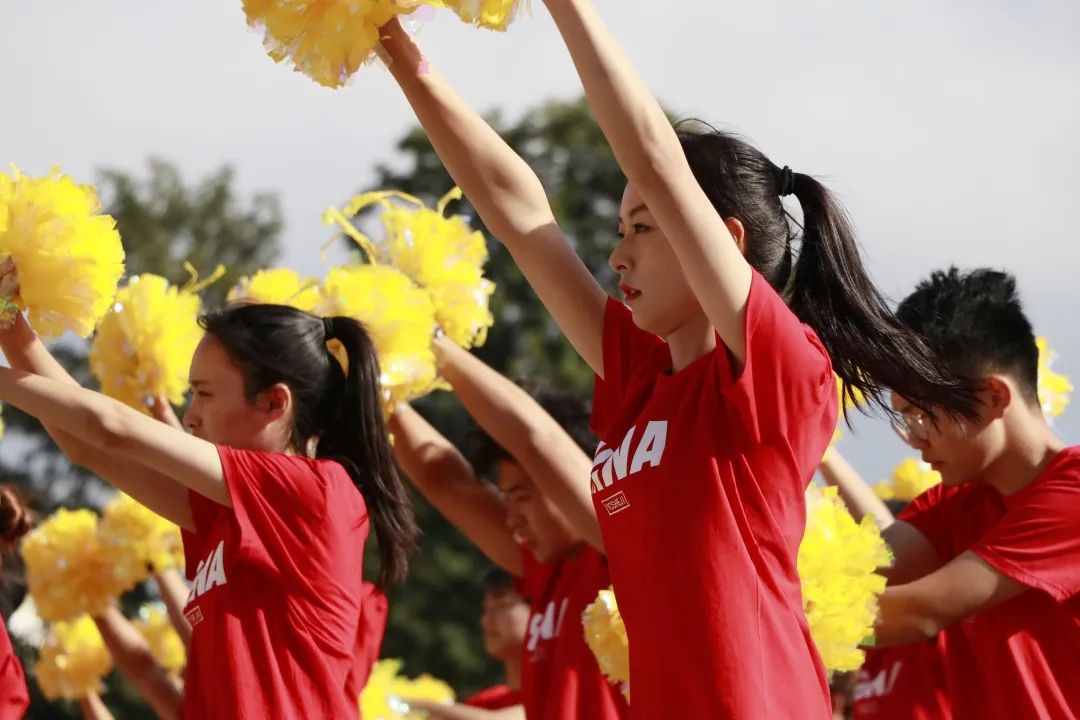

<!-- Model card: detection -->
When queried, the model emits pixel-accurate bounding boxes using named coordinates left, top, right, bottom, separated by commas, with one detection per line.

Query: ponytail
left=0, top=486, right=33, bottom=548
left=317, top=317, right=420, bottom=587
left=785, top=173, right=978, bottom=419
left=675, top=123, right=978, bottom=419
left=201, top=304, right=419, bottom=588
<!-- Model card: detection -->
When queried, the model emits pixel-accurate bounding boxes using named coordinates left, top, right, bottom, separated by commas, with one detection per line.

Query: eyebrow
left=190, top=380, right=208, bottom=388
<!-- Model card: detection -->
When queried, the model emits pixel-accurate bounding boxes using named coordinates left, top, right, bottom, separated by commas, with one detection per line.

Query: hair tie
left=778, top=166, right=796, bottom=197
left=322, top=316, right=335, bottom=341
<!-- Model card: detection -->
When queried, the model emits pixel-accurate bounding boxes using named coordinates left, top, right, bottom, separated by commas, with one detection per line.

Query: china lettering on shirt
left=184, top=539, right=228, bottom=626
left=853, top=660, right=903, bottom=702
left=591, top=421, right=668, bottom=514
left=527, top=598, right=570, bottom=659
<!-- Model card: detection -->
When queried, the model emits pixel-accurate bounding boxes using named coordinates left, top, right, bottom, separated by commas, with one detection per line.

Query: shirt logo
left=186, top=538, right=229, bottom=610
left=853, top=660, right=903, bottom=701
left=602, top=491, right=631, bottom=516
left=591, top=420, right=668, bottom=493
left=527, top=598, right=569, bottom=655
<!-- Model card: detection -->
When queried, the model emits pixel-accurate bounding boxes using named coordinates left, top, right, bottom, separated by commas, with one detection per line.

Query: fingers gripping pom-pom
left=873, top=458, right=941, bottom=503
left=23, top=509, right=129, bottom=623
left=0, top=166, right=125, bottom=337
left=228, top=267, right=322, bottom=312
left=582, top=588, right=630, bottom=700
left=34, top=616, right=112, bottom=701
left=134, top=604, right=186, bottom=673
left=98, top=493, right=184, bottom=591
left=799, top=486, right=891, bottom=673
left=89, top=273, right=210, bottom=413
left=360, top=659, right=455, bottom=719
left=318, top=265, right=439, bottom=408
left=242, top=0, right=425, bottom=88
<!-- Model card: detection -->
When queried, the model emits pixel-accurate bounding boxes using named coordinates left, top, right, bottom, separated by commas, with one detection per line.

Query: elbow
left=620, top=126, right=688, bottom=191
left=85, top=404, right=136, bottom=454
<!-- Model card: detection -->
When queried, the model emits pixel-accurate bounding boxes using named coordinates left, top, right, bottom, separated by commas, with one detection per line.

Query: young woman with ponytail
left=0, top=307, right=418, bottom=719
left=378, top=4, right=975, bottom=716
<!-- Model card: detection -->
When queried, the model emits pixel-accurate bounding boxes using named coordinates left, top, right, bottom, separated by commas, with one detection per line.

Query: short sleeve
left=218, top=446, right=366, bottom=582
left=897, top=485, right=959, bottom=561
left=181, top=490, right=225, bottom=581
left=717, top=271, right=835, bottom=446
left=972, top=460, right=1080, bottom=602
left=590, top=296, right=667, bottom=435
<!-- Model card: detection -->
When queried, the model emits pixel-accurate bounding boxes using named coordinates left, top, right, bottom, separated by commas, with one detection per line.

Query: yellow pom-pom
left=98, top=494, right=184, bottom=591
left=34, top=616, right=112, bottom=701
left=799, top=486, right=891, bottom=673
left=360, top=658, right=455, bottom=719
left=873, top=458, right=941, bottom=503
left=582, top=587, right=630, bottom=698
left=23, top=509, right=129, bottom=623
left=1037, top=337, right=1072, bottom=419
left=134, top=604, right=186, bottom=673
left=242, top=0, right=425, bottom=88
left=89, top=274, right=206, bottom=413
left=228, top=267, right=322, bottom=313
left=0, top=166, right=125, bottom=338
left=318, top=264, right=439, bottom=407
left=326, top=189, right=495, bottom=349
left=437, top=0, right=526, bottom=31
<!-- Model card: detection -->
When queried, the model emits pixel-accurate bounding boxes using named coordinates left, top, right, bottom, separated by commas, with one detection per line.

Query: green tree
left=364, top=97, right=627, bottom=695
left=0, top=159, right=282, bottom=719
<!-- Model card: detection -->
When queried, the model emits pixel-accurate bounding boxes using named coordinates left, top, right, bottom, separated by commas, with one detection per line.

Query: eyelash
left=616, top=223, right=651, bottom=240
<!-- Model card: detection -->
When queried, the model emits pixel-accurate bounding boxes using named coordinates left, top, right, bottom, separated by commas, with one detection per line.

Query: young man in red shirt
left=413, top=569, right=528, bottom=719
left=873, top=267, right=1079, bottom=718
left=390, top=336, right=628, bottom=720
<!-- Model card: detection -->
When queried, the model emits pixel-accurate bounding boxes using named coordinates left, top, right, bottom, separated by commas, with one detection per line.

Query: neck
left=503, top=654, right=523, bottom=691
left=664, top=311, right=716, bottom=372
left=983, top=411, right=1064, bottom=495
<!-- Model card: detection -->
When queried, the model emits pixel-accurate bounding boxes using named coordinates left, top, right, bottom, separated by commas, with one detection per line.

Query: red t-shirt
left=347, top=582, right=390, bottom=703
left=899, top=446, right=1080, bottom=718
left=464, top=683, right=523, bottom=709
left=181, top=447, right=369, bottom=720
left=851, top=637, right=951, bottom=719
left=518, top=546, right=629, bottom=720
left=590, top=273, right=835, bottom=719
left=0, top=620, right=27, bottom=720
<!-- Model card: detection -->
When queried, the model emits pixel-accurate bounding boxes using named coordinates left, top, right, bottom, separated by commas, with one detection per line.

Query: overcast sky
left=3, top=0, right=1078, bottom=486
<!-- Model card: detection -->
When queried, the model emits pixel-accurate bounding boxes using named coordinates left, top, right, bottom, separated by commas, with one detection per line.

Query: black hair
left=896, top=267, right=1040, bottom=407
left=675, top=122, right=978, bottom=419
left=466, top=386, right=594, bottom=481
left=200, top=303, right=420, bottom=586
left=482, top=567, right=519, bottom=597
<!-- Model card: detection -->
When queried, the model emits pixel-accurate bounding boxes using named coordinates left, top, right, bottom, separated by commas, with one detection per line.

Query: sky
left=2, top=0, right=1079, bottom=487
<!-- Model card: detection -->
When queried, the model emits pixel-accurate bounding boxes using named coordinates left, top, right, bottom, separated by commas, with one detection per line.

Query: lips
left=619, top=283, right=641, bottom=302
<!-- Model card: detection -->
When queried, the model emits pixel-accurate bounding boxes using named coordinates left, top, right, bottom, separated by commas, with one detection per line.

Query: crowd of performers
left=0, top=0, right=1077, bottom=718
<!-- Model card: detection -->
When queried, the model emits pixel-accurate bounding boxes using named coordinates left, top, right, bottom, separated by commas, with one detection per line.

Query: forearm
left=154, top=569, right=193, bottom=648
left=389, top=407, right=523, bottom=574
left=819, top=450, right=895, bottom=530
left=542, top=0, right=683, bottom=189
left=435, top=339, right=604, bottom=551
left=79, top=693, right=116, bottom=720
left=381, top=20, right=555, bottom=242
left=93, top=608, right=184, bottom=720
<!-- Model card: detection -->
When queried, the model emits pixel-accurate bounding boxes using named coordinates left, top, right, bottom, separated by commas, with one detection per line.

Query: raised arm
left=0, top=365, right=229, bottom=526
left=93, top=607, right=184, bottom=720
left=379, top=19, right=607, bottom=375
left=153, top=568, right=193, bottom=649
left=434, top=337, right=603, bottom=552
left=78, top=693, right=116, bottom=720
left=819, top=449, right=895, bottom=530
left=388, top=405, right=522, bottom=575
left=541, top=0, right=753, bottom=363
left=0, top=317, right=195, bottom=529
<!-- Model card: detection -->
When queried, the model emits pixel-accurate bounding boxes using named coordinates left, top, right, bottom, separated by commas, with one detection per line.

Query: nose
left=608, top=237, right=631, bottom=274
left=182, top=406, right=198, bottom=432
